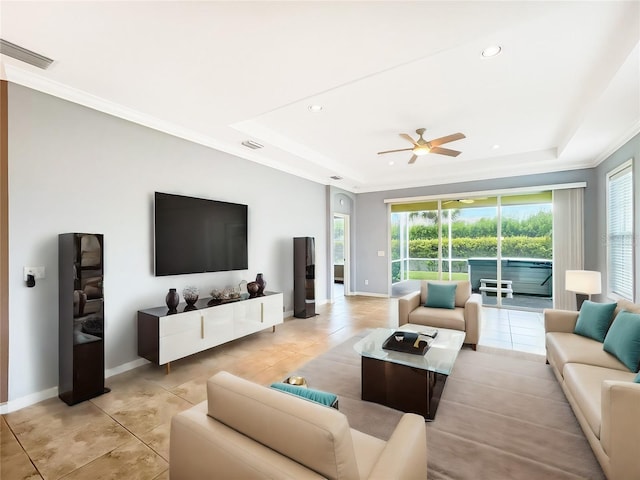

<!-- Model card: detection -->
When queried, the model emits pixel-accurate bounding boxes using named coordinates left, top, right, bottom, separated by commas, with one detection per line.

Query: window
left=607, top=160, right=634, bottom=301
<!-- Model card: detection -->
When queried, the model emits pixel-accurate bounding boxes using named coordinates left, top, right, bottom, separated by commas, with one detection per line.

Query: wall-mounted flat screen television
left=154, top=192, right=248, bottom=276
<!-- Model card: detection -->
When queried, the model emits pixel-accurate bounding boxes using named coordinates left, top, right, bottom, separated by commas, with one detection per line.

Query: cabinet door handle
left=261, top=303, right=264, bottom=323
left=201, top=315, right=204, bottom=339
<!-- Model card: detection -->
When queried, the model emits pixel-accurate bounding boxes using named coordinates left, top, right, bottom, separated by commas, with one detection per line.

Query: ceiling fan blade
left=430, top=146, right=462, bottom=157
left=399, top=133, right=418, bottom=145
left=428, top=133, right=466, bottom=147
left=377, top=148, right=414, bottom=155
left=408, top=154, right=418, bottom=164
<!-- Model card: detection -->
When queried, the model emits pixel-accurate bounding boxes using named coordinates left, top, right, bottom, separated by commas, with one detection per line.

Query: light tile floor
left=0, top=295, right=547, bottom=478
left=478, top=306, right=546, bottom=359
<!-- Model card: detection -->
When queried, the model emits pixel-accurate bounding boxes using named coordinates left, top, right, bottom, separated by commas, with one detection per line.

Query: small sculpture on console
left=182, top=286, right=199, bottom=306
left=247, top=281, right=259, bottom=298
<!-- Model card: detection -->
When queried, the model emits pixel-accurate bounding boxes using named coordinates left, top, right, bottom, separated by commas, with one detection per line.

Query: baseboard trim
left=1, top=358, right=151, bottom=413
left=353, top=291, right=389, bottom=298
left=106, top=358, right=149, bottom=378
left=0, top=386, right=58, bottom=414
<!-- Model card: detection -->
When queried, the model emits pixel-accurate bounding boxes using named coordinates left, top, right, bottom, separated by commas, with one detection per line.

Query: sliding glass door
left=391, top=192, right=553, bottom=310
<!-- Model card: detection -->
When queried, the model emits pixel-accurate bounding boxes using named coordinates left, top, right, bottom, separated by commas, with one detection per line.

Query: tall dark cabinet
left=294, top=237, right=316, bottom=318
left=59, top=233, right=108, bottom=405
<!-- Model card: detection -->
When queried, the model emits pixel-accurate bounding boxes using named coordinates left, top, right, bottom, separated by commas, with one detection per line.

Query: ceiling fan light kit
left=378, top=128, right=466, bottom=164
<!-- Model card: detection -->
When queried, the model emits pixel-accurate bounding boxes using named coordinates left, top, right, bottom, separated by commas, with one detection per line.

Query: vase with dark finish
left=166, top=288, right=179, bottom=311
left=256, top=273, right=266, bottom=296
left=247, top=281, right=259, bottom=298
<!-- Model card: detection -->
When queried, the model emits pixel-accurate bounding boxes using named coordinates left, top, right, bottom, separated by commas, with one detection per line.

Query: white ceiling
left=1, top=1, right=639, bottom=193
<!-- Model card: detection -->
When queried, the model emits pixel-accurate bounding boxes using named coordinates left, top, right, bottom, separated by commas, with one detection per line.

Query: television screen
left=154, top=192, right=248, bottom=276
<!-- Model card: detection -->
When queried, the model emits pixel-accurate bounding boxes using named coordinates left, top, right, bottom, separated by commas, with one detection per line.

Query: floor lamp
left=565, top=270, right=602, bottom=310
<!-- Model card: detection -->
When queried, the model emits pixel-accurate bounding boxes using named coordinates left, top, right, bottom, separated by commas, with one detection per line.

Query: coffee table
left=353, top=324, right=465, bottom=420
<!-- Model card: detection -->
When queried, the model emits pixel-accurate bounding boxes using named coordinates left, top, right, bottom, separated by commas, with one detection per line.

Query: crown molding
left=3, top=64, right=340, bottom=188
left=591, top=119, right=640, bottom=167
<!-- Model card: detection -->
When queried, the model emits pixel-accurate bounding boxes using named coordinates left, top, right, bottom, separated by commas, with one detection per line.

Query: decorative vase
left=247, top=281, right=259, bottom=298
left=182, top=286, right=199, bottom=306
left=256, top=273, right=266, bottom=296
left=238, top=280, right=249, bottom=299
left=165, top=288, right=180, bottom=311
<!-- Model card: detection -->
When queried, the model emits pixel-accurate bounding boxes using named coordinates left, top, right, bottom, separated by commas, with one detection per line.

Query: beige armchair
left=170, top=371, right=427, bottom=480
left=398, top=280, right=482, bottom=349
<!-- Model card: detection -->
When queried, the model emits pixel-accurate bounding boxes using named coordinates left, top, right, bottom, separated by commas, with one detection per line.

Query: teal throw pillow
left=634, top=371, right=640, bottom=383
left=573, top=300, right=617, bottom=342
left=603, top=311, right=640, bottom=372
left=270, top=383, right=338, bottom=408
left=425, top=282, right=456, bottom=310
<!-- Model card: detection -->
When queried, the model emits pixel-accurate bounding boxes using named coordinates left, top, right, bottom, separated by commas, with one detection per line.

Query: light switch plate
left=24, top=266, right=45, bottom=281
left=377, top=251, right=385, bottom=257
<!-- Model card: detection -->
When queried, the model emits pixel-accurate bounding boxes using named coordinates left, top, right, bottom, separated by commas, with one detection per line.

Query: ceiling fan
left=378, top=128, right=466, bottom=164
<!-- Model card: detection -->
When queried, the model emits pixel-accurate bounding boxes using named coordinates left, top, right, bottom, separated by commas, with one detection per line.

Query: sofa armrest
left=398, top=291, right=421, bottom=326
left=463, top=293, right=482, bottom=345
left=367, top=413, right=427, bottom=480
left=543, top=309, right=579, bottom=333
left=600, top=380, right=640, bottom=480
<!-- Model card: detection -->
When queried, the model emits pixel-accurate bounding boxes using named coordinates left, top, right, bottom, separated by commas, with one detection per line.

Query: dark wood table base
left=361, top=356, right=448, bottom=421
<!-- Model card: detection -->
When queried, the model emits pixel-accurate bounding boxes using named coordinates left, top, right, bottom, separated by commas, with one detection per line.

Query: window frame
left=606, top=159, right=635, bottom=301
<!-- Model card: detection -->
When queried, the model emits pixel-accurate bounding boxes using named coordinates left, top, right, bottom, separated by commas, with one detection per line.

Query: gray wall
left=7, top=83, right=327, bottom=405
left=592, top=133, right=640, bottom=302
left=355, top=169, right=598, bottom=295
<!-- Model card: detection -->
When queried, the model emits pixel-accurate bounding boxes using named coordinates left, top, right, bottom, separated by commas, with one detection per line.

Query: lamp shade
left=565, top=270, right=602, bottom=295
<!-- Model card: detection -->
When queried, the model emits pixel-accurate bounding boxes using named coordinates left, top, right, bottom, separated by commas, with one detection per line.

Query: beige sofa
left=544, top=300, right=640, bottom=480
left=398, top=280, right=482, bottom=349
left=170, top=371, right=427, bottom=479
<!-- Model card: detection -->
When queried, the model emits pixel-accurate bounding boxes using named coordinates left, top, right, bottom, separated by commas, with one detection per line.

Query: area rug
left=287, top=331, right=605, bottom=480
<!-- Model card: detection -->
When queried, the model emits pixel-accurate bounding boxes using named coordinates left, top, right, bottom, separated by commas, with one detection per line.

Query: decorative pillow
left=270, top=383, right=339, bottom=408
left=573, top=300, right=617, bottom=342
left=603, top=311, right=640, bottom=372
left=634, top=371, right=640, bottom=383
left=425, top=282, right=457, bottom=309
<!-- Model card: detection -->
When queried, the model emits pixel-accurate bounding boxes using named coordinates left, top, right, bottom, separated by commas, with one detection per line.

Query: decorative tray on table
left=382, top=330, right=435, bottom=355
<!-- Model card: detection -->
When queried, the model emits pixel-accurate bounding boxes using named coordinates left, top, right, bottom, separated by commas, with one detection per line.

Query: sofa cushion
left=573, top=300, right=617, bottom=342
left=546, top=332, right=630, bottom=377
left=408, top=306, right=466, bottom=332
left=207, top=372, right=359, bottom=480
left=614, top=299, right=640, bottom=318
left=563, top=363, right=636, bottom=439
left=603, top=311, right=640, bottom=372
left=425, top=282, right=456, bottom=309
left=635, top=371, right=640, bottom=383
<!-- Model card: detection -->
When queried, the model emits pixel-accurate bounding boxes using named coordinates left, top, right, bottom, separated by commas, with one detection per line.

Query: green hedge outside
left=391, top=236, right=551, bottom=261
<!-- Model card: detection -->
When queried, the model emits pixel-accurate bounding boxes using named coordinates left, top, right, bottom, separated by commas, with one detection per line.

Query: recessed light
left=481, top=45, right=502, bottom=58
left=308, top=104, right=323, bottom=113
left=388, top=161, right=395, bottom=166
left=492, top=144, right=500, bottom=149
left=241, top=140, right=263, bottom=149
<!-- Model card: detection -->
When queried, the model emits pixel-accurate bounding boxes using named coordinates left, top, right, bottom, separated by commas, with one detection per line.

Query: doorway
left=333, top=214, right=350, bottom=300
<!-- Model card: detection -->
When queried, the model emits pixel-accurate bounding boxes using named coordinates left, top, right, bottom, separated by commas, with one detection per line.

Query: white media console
left=137, top=291, right=284, bottom=372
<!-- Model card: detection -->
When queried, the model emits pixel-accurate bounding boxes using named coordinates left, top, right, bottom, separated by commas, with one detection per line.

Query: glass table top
left=353, top=324, right=465, bottom=376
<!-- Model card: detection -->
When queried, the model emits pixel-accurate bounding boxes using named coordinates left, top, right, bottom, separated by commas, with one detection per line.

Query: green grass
left=407, top=272, right=469, bottom=280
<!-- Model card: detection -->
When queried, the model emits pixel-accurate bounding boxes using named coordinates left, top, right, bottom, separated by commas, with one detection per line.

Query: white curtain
left=552, top=188, right=585, bottom=310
